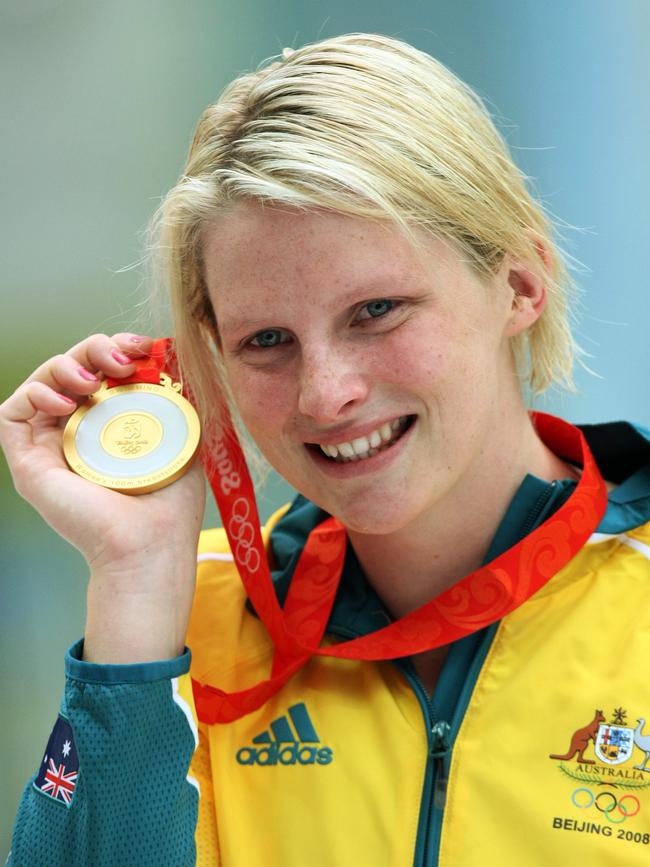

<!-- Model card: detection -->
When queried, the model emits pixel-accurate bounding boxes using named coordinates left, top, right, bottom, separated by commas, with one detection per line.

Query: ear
left=503, top=240, right=550, bottom=337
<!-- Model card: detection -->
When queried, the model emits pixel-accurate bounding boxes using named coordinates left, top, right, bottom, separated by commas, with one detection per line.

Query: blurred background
left=1, top=0, right=648, bottom=851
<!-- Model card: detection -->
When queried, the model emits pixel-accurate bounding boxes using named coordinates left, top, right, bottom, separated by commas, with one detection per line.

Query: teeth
left=351, top=435, right=370, bottom=453
left=318, top=416, right=410, bottom=462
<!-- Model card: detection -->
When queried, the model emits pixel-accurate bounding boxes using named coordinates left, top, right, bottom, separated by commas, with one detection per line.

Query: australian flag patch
left=33, top=714, right=79, bottom=807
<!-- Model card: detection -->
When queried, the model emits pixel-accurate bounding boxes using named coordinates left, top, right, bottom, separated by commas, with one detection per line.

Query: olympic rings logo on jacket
left=571, top=787, right=641, bottom=824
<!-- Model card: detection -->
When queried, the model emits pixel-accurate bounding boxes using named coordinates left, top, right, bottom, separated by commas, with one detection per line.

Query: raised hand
left=0, top=333, right=206, bottom=662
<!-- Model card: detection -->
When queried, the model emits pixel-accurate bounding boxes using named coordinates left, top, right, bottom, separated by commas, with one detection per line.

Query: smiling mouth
left=309, top=415, right=415, bottom=463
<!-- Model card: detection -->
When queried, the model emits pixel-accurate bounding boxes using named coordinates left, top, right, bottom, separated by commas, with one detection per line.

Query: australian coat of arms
left=594, top=722, right=635, bottom=765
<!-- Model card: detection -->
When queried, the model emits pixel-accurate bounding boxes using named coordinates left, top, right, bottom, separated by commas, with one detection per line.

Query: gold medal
left=63, top=373, right=201, bottom=494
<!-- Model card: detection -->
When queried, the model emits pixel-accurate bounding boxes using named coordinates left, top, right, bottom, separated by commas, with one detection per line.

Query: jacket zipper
left=398, top=666, right=452, bottom=867
left=519, top=480, right=557, bottom=536
left=431, top=720, right=451, bottom=810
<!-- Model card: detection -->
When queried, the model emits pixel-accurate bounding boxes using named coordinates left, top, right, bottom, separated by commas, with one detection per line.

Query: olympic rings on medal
left=571, top=787, right=641, bottom=824
left=228, top=496, right=261, bottom=573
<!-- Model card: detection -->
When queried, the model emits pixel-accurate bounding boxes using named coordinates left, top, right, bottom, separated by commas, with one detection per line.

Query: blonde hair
left=148, top=32, right=580, bottom=447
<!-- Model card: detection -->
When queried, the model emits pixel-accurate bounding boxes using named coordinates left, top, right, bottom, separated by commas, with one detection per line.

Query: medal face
left=63, top=374, right=201, bottom=494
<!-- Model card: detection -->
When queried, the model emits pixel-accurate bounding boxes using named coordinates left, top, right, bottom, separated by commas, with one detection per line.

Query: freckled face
left=202, top=201, right=518, bottom=534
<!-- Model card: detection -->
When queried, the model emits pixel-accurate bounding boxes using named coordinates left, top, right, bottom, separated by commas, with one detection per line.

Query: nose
left=297, top=345, right=369, bottom=423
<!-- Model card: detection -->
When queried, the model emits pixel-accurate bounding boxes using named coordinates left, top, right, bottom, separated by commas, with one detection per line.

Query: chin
left=336, top=513, right=409, bottom=536
left=315, top=487, right=420, bottom=536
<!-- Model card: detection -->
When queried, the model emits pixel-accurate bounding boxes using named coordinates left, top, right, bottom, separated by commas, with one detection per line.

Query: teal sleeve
left=8, top=640, right=199, bottom=867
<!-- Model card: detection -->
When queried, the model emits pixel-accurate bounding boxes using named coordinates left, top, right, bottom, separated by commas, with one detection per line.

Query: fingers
left=3, top=380, right=77, bottom=425
left=26, top=333, right=154, bottom=393
left=76, top=332, right=154, bottom=375
left=0, top=379, right=78, bottom=475
left=0, top=333, right=155, bottom=461
left=24, top=352, right=102, bottom=403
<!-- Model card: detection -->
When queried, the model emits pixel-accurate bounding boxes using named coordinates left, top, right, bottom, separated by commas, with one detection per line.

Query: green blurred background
left=1, top=0, right=648, bottom=853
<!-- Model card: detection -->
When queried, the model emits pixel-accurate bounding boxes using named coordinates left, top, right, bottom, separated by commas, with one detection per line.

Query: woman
left=3, top=33, right=650, bottom=867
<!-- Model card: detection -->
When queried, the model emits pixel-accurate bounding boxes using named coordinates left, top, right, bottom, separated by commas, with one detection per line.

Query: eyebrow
left=218, top=315, right=280, bottom=336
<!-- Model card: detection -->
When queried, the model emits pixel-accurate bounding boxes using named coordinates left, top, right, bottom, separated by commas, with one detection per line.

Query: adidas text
left=236, top=744, right=333, bottom=766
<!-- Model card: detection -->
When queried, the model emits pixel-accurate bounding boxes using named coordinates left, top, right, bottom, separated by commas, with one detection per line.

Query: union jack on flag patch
left=33, top=714, right=79, bottom=807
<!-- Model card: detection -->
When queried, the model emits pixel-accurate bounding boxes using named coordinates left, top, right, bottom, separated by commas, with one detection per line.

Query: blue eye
left=367, top=300, right=393, bottom=317
left=357, top=299, right=396, bottom=320
left=250, top=329, right=288, bottom=348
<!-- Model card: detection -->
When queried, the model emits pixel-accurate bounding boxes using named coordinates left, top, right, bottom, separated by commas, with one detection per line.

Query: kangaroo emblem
left=549, top=709, right=605, bottom=765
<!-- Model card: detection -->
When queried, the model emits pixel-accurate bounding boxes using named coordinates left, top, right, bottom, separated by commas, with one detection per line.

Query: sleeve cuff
left=65, top=638, right=192, bottom=684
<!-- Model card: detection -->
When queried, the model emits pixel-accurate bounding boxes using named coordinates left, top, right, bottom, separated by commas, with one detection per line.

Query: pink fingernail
left=60, top=394, right=76, bottom=405
left=111, top=348, right=133, bottom=365
left=78, top=367, right=99, bottom=381
left=129, top=335, right=151, bottom=343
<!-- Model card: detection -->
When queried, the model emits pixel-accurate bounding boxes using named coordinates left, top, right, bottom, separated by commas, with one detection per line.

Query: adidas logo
left=236, top=702, right=333, bottom=766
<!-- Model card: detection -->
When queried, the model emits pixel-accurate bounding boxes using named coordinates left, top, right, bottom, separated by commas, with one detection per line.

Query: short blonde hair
left=148, top=32, right=580, bottom=446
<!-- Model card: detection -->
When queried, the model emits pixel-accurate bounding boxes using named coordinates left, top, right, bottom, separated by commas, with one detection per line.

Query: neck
left=346, top=409, right=580, bottom=621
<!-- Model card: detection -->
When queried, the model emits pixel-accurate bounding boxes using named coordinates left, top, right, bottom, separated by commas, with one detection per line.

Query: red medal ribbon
left=125, top=340, right=608, bottom=724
